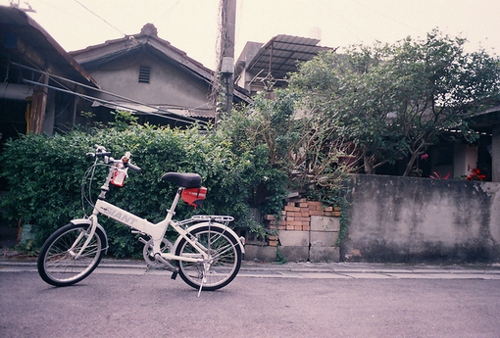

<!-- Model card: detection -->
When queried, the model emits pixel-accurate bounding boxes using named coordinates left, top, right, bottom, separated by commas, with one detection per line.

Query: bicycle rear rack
left=176, top=215, right=234, bottom=227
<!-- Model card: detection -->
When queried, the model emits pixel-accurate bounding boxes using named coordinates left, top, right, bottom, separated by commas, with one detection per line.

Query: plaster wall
left=453, top=143, right=478, bottom=178
left=88, top=53, right=209, bottom=110
left=492, top=126, right=500, bottom=182
left=344, top=174, right=500, bottom=262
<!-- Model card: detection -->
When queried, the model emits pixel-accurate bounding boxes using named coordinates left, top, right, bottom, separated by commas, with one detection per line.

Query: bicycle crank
left=140, top=237, right=173, bottom=268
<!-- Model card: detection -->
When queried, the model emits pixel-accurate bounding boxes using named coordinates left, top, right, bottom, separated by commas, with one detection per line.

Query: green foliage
left=0, top=123, right=287, bottom=258
left=289, top=28, right=500, bottom=175
left=109, top=110, right=139, bottom=131
left=220, top=89, right=355, bottom=210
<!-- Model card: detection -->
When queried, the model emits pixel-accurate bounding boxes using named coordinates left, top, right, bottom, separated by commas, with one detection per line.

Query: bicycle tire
left=37, top=223, right=106, bottom=287
left=175, top=225, right=242, bottom=291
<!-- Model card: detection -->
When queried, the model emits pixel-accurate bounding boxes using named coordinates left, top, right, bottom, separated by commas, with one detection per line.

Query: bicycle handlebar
left=95, top=151, right=112, bottom=158
left=124, top=161, right=142, bottom=173
left=93, top=145, right=142, bottom=173
left=94, top=144, right=111, bottom=157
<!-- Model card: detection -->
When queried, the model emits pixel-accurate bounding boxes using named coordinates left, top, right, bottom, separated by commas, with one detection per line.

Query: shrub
left=0, top=124, right=288, bottom=257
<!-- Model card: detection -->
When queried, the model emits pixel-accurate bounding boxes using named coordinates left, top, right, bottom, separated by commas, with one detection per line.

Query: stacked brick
left=262, top=214, right=279, bottom=247
left=279, top=199, right=337, bottom=231
left=263, top=198, right=340, bottom=247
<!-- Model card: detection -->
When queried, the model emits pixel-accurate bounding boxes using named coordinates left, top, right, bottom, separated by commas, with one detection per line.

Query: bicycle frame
left=93, top=199, right=221, bottom=263
left=74, top=153, right=244, bottom=268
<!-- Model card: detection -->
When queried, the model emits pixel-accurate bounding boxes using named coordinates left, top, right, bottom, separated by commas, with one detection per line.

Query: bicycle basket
left=181, top=187, right=207, bottom=209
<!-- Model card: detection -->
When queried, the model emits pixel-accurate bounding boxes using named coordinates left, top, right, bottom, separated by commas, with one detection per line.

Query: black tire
left=37, top=223, right=106, bottom=287
left=175, top=225, right=242, bottom=291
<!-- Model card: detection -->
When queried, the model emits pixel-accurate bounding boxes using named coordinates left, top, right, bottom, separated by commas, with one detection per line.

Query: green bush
left=0, top=124, right=287, bottom=257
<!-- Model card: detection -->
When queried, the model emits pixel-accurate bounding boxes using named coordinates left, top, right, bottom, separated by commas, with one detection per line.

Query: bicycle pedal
left=171, top=271, right=178, bottom=280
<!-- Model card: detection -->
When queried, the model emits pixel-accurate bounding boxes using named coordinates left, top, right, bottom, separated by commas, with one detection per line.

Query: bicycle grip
left=126, top=162, right=142, bottom=173
left=96, top=152, right=112, bottom=158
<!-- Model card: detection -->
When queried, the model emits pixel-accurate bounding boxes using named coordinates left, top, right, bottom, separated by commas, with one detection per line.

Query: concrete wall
left=344, top=175, right=500, bottom=263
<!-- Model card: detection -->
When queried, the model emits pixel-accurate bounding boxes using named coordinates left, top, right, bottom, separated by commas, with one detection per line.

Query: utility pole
left=218, top=0, right=236, bottom=117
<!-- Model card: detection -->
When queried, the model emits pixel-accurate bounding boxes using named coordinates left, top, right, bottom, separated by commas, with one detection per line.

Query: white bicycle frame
left=72, top=153, right=244, bottom=267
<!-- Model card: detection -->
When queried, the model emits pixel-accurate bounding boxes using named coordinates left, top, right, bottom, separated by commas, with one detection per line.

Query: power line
left=349, top=0, right=424, bottom=36
left=151, top=0, right=184, bottom=25
left=73, top=0, right=126, bottom=37
left=23, top=78, right=207, bottom=125
left=13, top=62, right=208, bottom=125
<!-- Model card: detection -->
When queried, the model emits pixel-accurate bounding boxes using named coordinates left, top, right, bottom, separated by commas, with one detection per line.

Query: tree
left=289, top=29, right=500, bottom=175
left=222, top=89, right=358, bottom=206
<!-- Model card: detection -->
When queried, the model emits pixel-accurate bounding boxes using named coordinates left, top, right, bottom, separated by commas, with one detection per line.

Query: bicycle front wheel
left=37, top=223, right=106, bottom=287
left=175, top=225, right=242, bottom=291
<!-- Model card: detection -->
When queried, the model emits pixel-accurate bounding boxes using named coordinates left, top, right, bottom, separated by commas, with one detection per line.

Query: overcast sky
left=3, top=0, right=500, bottom=70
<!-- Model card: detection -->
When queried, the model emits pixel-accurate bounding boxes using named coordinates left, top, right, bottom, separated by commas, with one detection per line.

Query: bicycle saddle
left=161, top=172, right=202, bottom=188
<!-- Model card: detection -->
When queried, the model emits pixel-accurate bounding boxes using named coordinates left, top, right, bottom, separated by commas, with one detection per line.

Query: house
left=234, top=34, right=331, bottom=95
left=0, top=5, right=98, bottom=141
left=468, top=106, right=500, bottom=182
left=70, top=23, right=251, bottom=127
left=233, top=34, right=500, bottom=183
left=376, top=107, right=499, bottom=182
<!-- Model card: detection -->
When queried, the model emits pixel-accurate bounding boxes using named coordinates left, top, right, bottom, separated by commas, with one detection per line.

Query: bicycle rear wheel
left=175, top=225, right=242, bottom=291
left=37, top=223, right=106, bottom=287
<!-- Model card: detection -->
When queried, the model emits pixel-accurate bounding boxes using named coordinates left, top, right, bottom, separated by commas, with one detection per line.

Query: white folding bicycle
left=37, top=145, right=245, bottom=295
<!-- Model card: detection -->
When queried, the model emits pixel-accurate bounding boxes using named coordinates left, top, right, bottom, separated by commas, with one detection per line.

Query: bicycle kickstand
left=197, top=263, right=210, bottom=298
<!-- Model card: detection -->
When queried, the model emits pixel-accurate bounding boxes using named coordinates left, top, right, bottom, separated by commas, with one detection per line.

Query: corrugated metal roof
left=246, top=34, right=330, bottom=79
left=92, top=101, right=215, bottom=119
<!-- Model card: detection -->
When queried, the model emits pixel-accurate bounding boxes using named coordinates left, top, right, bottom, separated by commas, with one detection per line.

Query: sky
left=3, top=0, right=500, bottom=70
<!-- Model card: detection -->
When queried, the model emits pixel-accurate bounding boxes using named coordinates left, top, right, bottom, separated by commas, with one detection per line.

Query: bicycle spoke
left=176, top=225, right=242, bottom=291
left=37, top=224, right=105, bottom=286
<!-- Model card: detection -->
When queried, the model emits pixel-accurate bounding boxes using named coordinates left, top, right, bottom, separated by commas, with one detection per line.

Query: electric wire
left=22, top=78, right=207, bottom=125
left=13, top=61, right=208, bottom=122
left=349, top=0, right=424, bottom=36
left=151, top=0, right=184, bottom=25
left=12, top=62, right=209, bottom=125
left=73, top=0, right=126, bottom=38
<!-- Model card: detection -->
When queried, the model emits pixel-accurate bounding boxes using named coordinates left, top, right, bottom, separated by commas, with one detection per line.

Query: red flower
left=466, top=168, right=486, bottom=181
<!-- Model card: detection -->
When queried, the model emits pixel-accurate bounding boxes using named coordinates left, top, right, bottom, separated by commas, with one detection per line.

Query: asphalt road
left=1, top=268, right=500, bottom=337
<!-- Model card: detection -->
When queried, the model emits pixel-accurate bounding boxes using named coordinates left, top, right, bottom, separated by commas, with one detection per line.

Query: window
left=138, top=66, right=150, bottom=83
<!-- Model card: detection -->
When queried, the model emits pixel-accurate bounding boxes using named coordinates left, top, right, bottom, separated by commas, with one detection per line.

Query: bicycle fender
left=70, top=218, right=109, bottom=254
left=175, top=222, right=245, bottom=254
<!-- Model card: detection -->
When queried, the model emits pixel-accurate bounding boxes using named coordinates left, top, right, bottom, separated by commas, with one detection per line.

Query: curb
left=3, top=258, right=500, bottom=275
